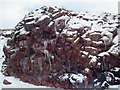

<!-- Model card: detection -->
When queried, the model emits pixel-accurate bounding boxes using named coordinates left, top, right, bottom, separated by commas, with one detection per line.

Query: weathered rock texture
left=2, top=6, right=120, bottom=89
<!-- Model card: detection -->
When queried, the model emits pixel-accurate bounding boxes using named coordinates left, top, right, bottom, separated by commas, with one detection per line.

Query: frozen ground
left=0, top=35, right=51, bottom=89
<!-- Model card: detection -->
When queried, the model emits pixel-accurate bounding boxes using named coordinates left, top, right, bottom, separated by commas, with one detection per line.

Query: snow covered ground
left=0, top=35, right=51, bottom=89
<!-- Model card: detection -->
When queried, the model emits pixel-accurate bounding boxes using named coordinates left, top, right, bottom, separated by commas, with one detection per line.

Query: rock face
left=2, top=6, right=120, bottom=88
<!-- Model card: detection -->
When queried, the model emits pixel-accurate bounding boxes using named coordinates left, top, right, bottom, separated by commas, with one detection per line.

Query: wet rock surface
left=2, top=6, right=120, bottom=89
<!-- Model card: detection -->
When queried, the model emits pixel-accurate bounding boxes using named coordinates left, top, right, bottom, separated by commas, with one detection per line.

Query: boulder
left=2, top=6, right=120, bottom=89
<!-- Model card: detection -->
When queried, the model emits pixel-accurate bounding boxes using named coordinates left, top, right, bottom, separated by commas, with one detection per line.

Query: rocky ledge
left=2, top=6, right=120, bottom=89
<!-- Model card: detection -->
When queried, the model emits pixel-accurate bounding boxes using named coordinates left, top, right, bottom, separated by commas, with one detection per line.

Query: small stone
left=3, top=79, right=12, bottom=85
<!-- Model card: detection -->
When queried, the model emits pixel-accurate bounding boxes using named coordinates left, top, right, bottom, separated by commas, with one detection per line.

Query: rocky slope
left=2, top=6, right=120, bottom=89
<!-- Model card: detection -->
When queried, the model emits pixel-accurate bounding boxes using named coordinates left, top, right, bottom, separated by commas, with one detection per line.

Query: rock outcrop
left=2, top=6, right=120, bottom=89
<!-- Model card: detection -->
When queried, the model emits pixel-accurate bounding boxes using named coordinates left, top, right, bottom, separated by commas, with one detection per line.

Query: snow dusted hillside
left=0, top=6, right=120, bottom=89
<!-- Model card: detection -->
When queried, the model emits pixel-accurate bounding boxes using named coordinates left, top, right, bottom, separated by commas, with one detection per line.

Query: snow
left=101, top=30, right=113, bottom=43
left=108, top=44, right=119, bottom=55
left=59, top=73, right=87, bottom=84
left=90, top=32, right=100, bottom=36
left=26, top=20, right=35, bottom=24
left=67, top=17, right=83, bottom=29
left=85, top=46, right=97, bottom=50
left=74, top=37, right=79, bottom=43
left=113, top=35, right=118, bottom=44
left=98, top=52, right=109, bottom=57
left=48, top=21, right=54, bottom=27
left=101, top=36, right=109, bottom=45
left=37, top=15, right=49, bottom=22
left=66, top=31, right=77, bottom=36
left=92, top=41, right=103, bottom=45
left=2, top=31, right=12, bottom=35
left=24, top=17, right=34, bottom=22
left=55, top=15, right=70, bottom=21
left=14, top=28, right=29, bottom=36
left=94, top=82, right=101, bottom=86
left=105, top=72, right=114, bottom=82
left=81, top=51, right=89, bottom=56
left=52, top=12, right=59, bottom=17
left=84, top=68, right=89, bottom=73
left=1, top=77, right=50, bottom=88
left=83, top=38, right=91, bottom=41
left=59, top=73, right=69, bottom=81
left=109, top=85, right=120, bottom=89
left=110, top=67, right=120, bottom=72
left=69, top=73, right=86, bottom=84
left=0, top=36, right=50, bottom=89
left=19, top=28, right=29, bottom=35
left=101, top=81, right=109, bottom=87
left=90, top=56, right=97, bottom=63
